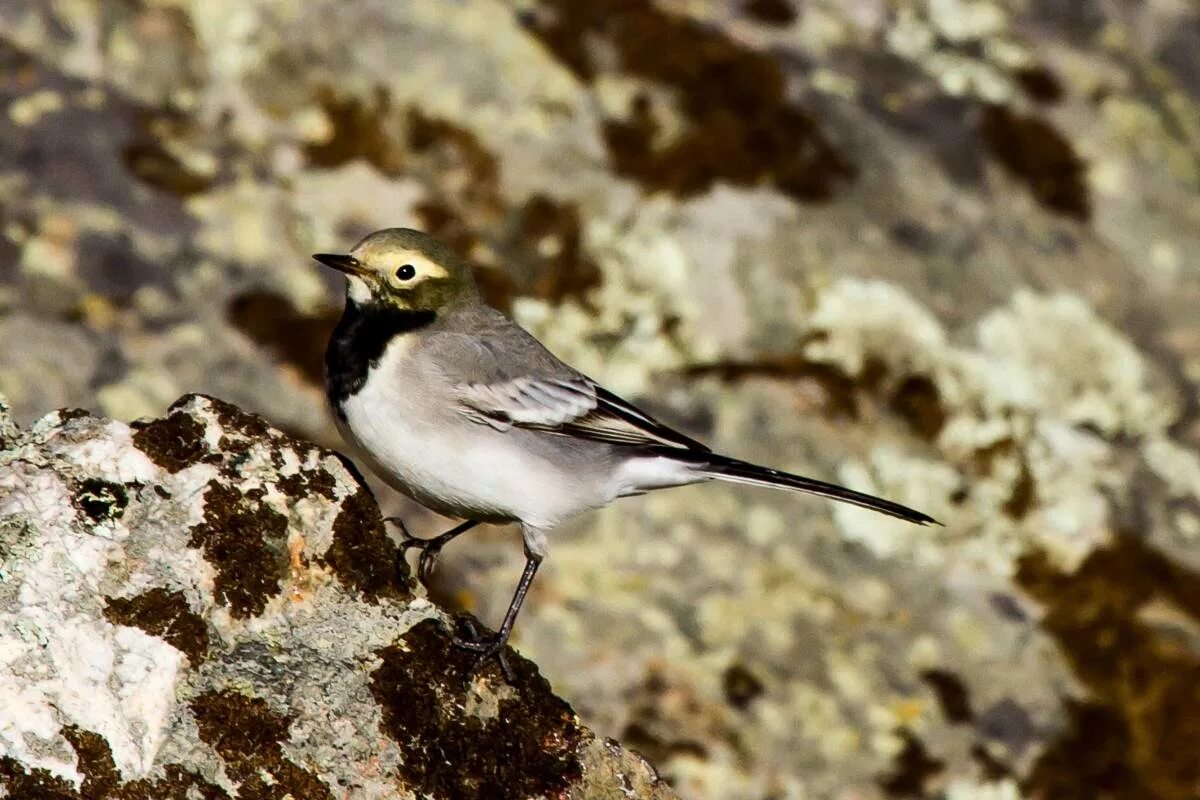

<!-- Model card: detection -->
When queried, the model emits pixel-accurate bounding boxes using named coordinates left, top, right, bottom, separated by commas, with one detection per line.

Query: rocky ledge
left=0, top=393, right=673, bottom=800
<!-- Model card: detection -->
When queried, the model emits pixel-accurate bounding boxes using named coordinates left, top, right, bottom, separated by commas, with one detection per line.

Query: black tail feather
left=661, top=450, right=938, bottom=526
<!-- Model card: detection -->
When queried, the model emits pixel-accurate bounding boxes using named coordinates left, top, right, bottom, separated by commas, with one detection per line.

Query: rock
left=0, top=393, right=674, bottom=800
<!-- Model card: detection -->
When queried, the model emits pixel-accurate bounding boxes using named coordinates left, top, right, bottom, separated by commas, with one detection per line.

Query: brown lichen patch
left=1002, top=456, right=1037, bottom=519
left=1013, top=66, right=1065, bottom=104
left=104, top=588, right=209, bottom=664
left=1017, top=536, right=1200, bottom=800
left=619, top=723, right=707, bottom=769
left=920, top=669, right=973, bottom=724
left=888, top=374, right=947, bottom=441
left=878, top=729, right=945, bottom=797
left=72, top=478, right=129, bottom=524
left=968, top=436, right=1017, bottom=476
left=226, top=290, right=340, bottom=387
left=121, top=110, right=215, bottom=197
left=686, top=353, right=868, bottom=419
left=191, top=690, right=332, bottom=799
left=687, top=353, right=905, bottom=424
left=369, top=619, right=584, bottom=799
left=1026, top=701, right=1136, bottom=799
left=971, top=742, right=1015, bottom=782
left=205, top=394, right=274, bottom=443
left=514, top=194, right=603, bottom=307
left=276, top=460, right=338, bottom=502
left=721, top=662, right=764, bottom=710
left=527, top=0, right=854, bottom=202
left=0, top=756, right=77, bottom=799
left=131, top=411, right=211, bottom=473
left=964, top=437, right=1039, bottom=518
left=189, top=481, right=289, bottom=619
left=407, top=108, right=501, bottom=211
left=304, top=86, right=406, bottom=176
left=413, top=200, right=480, bottom=260
left=0, top=727, right=230, bottom=799
left=980, top=105, right=1089, bottom=220
left=61, top=726, right=121, bottom=798
left=324, top=460, right=408, bottom=600
left=121, top=765, right=231, bottom=800
left=743, top=0, right=797, bottom=27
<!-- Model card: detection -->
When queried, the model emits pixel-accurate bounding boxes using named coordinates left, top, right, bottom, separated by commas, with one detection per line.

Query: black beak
left=312, top=253, right=363, bottom=275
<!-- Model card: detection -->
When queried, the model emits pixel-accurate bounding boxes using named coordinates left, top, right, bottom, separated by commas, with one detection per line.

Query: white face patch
left=377, top=252, right=449, bottom=282
left=349, top=245, right=450, bottom=289
left=346, top=276, right=372, bottom=304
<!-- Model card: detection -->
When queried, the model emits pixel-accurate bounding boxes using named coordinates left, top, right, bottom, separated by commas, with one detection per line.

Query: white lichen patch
left=804, top=279, right=947, bottom=377
left=1143, top=435, right=1200, bottom=501
left=945, top=777, right=1025, bottom=800
left=885, top=0, right=1028, bottom=103
left=8, top=89, right=65, bottom=127
left=793, top=280, right=1173, bottom=570
left=0, top=418, right=186, bottom=780
left=974, top=291, right=1170, bottom=437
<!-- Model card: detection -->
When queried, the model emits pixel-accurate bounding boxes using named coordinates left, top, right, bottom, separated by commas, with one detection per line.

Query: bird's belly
left=337, top=390, right=600, bottom=526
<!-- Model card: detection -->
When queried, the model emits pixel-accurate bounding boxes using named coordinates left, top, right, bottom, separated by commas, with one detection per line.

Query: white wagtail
left=314, top=229, right=935, bottom=677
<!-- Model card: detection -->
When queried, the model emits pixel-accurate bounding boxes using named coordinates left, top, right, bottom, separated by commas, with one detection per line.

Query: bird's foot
left=402, top=534, right=449, bottom=588
left=385, top=517, right=447, bottom=587
left=445, top=617, right=516, bottom=683
left=387, top=518, right=480, bottom=587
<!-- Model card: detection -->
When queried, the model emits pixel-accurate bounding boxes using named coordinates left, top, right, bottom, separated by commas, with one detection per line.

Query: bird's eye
left=396, top=264, right=417, bottom=281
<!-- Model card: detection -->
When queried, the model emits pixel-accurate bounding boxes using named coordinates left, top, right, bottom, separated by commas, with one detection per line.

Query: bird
left=314, top=228, right=936, bottom=679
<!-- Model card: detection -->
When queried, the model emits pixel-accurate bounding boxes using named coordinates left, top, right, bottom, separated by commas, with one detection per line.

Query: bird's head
left=313, top=228, right=478, bottom=312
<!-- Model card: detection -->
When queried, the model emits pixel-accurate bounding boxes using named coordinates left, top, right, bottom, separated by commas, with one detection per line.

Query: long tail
left=663, top=450, right=938, bottom=525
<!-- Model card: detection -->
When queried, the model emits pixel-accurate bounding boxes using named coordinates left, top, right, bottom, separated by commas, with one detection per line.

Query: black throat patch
left=325, top=302, right=436, bottom=415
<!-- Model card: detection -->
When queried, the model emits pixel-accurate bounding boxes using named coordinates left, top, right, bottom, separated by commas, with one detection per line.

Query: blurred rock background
left=1, top=0, right=1198, bottom=798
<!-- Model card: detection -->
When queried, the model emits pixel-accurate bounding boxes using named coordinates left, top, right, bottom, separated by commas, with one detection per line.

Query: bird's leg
left=450, top=552, right=541, bottom=682
left=387, top=518, right=480, bottom=586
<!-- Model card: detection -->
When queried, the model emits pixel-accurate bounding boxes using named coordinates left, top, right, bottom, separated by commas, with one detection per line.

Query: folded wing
left=456, top=377, right=710, bottom=452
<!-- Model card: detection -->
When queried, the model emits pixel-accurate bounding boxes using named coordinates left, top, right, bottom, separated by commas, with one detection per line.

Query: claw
left=417, top=543, right=444, bottom=585
left=391, top=520, right=480, bottom=588
left=449, top=620, right=516, bottom=683
left=392, top=526, right=444, bottom=588
left=398, top=536, right=445, bottom=588
left=386, top=518, right=421, bottom=584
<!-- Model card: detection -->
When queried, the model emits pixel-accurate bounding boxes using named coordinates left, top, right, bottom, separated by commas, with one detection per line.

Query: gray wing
left=425, top=308, right=709, bottom=452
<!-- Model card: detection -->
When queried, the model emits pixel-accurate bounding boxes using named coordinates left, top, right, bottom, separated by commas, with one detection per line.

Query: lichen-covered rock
left=3, top=0, right=1200, bottom=798
left=0, top=394, right=674, bottom=800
